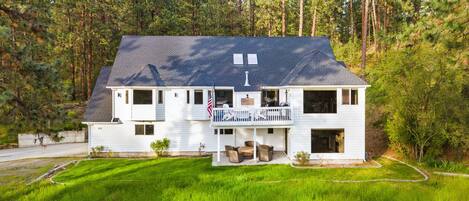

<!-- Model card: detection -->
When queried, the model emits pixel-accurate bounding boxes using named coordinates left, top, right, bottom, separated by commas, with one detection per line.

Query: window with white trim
left=135, top=124, right=154, bottom=135
left=214, top=129, right=233, bottom=135
left=342, top=88, right=358, bottom=105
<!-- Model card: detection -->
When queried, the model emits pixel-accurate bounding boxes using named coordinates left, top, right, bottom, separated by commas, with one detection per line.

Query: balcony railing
left=211, top=107, right=293, bottom=127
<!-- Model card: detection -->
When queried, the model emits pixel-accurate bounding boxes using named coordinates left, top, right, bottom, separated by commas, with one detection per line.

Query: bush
left=91, top=146, right=105, bottom=157
left=294, top=151, right=310, bottom=166
left=425, top=158, right=467, bottom=172
left=150, top=138, right=170, bottom=157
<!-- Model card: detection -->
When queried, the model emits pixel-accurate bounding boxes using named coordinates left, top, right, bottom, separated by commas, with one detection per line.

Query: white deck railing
left=211, top=107, right=293, bottom=126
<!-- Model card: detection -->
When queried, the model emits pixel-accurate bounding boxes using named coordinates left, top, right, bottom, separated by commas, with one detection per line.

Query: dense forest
left=0, top=0, right=467, bottom=162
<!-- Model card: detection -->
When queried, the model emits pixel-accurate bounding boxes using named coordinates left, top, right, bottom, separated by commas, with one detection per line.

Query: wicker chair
left=227, top=150, right=243, bottom=163
left=224, top=145, right=237, bottom=157
left=259, top=144, right=274, bottom=162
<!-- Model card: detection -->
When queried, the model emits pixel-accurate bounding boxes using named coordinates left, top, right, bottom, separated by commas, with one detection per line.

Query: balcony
left=211, top=107, right=293, bottom=127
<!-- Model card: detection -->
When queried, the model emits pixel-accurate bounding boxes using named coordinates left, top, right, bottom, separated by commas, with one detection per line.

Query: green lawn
left=1, top=157, right=468, bottom=201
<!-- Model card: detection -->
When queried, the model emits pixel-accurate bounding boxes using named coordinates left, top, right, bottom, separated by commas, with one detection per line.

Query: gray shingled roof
left=84, top=67, right=112, bottom=122
left=107, top=36, right=366, bottom=90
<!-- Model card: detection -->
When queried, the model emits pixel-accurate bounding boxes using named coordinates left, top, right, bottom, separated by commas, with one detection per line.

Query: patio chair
left=227, top=150, right=243, bottom=163
left=225, top=145, right=237, bottom=157
left=259, top=144, right=274, bottom=162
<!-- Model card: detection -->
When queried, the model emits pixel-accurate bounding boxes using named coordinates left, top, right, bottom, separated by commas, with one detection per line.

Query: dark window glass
left=135, top=125, right=145, bottom=135
left=267, top=128, right=274, bottom=134
left=134, top=90, right=152, bottom=104
left=194, top=90, right=203, bottom=104
left=342, top=89, right=350, bottom=105
left=158, top=90, right=163, bottom=104
left=125, top=90, right=129, bottom=104
left=214, top=129, right=233, bottom=135
left=145, top=125, right=154, bottom=135
left=311, top=129, right=344, bottom=153
left=351, top=90, right=358, bottom=105
left=215, top=90, right=233, bottom=108
left=186, top=90, right=190, bottom=104
left=303, top=91, right=337, bottom=113
left=262, top=90, right=279, bottom=107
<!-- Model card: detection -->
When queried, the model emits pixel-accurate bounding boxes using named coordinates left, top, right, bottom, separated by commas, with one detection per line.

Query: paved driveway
left=0, top=143, right=87, bottom=162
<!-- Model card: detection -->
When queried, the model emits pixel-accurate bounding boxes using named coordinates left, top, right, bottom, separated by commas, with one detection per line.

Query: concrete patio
left=212, top=151, right=291, bottom=166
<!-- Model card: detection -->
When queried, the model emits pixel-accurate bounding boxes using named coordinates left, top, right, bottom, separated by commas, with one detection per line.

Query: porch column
left=253, top=128, right=257, bottom=161
left=217, top=128, right=220, bottom=162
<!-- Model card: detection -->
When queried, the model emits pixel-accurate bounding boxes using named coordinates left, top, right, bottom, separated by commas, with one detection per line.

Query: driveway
left=0, top=143, right=87, bottom=162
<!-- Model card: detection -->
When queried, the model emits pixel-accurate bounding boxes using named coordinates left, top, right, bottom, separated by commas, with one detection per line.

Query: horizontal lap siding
left=288, top=88, right=365, bottom=160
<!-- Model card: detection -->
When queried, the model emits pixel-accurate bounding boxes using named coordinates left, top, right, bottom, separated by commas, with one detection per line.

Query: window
left=186, top=90, right=190, bottom=104
left=214, top=129, right=233, bottom=135
left=233, top=53, right=243, bottom=65
left=125, top=90, right=129, bottom=104
left=342, top=89, right=358, bottom=105
left=311, top=129, right=344, bottom=153
left=262, top=90, right=279, bottom=107
left=194, top=90, right=203, bottom=105
left=135, top=124, right=154, bottom=135
left=215, top=90, right=233, bottom=108
left=247, top=54, right=258, bottom=65
left=133, top=90, right=152, bottom=104
left=158, top=90, right=163, bottom=104
left=267, top=128, right=274, bottom=134
left=351, top=89, right=358, bottom=105
left=303, top=90, right=337, bottom=113
left=342, top=89, right=349, bottom=105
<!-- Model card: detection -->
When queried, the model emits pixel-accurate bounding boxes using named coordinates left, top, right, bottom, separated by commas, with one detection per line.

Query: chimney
left=244, top=71, right=250, bottom=87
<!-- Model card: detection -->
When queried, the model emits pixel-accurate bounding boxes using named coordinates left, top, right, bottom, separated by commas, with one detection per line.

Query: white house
left=83, top=36, right=369, bottom=163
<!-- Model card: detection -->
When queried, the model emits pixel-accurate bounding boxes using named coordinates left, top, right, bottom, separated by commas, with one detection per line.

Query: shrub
left=91, top=146, right=105, bottom=157
left=294, top=151, right=310, bottom=166
left=150, top=138, right=170, bottom=157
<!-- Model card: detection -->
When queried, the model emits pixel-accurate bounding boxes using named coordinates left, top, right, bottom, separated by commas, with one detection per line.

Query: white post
left=217, top=128, right=221, bottom=162
left=253, top=128, right=257, bottom=161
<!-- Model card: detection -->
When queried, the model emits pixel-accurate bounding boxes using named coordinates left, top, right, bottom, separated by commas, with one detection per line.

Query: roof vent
left=247, top=54, right=258, bottom=65
left=244, top=71, right=250, bottom=86
left=233, top=53, right=243, bottom=65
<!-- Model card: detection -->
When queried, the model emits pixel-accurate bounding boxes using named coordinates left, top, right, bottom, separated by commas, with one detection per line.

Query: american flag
left=207, top=90, right=213, bottom=118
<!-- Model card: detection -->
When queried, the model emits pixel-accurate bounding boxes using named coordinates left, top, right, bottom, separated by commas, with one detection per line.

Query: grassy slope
left=2, top=157, right=467, bottom=201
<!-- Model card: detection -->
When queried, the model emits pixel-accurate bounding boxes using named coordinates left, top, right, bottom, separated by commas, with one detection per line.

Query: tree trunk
left=350, top=0, right=354, bottom=41
left=281, top=0, right=286, bottom=37
left=298, top=0, right=304, bottom=36
left=360, top=0, right=369, bottom=71
left=310, top=6, right=317, bottom=37
left=371, top=0, right=378, bottom=49
left=87, top=10, right=94, bottom=99
left=250, top=0, right=255, bottom=36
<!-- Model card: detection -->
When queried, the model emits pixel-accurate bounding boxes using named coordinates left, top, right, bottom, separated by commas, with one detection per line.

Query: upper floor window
left=186, top=90, right=190, bottom=104
left=342, top=89, right=358, bottom=105
left=215, top=90, right=233, bottom=108
left=194, top=90, right=203, bottom=105
left=134, top=90, right=152, bottom=104
left=262, top=89, right=279, bottom=107
left=303, top=90, right=337, bottom=113
left=158, top=90, right=163, bottom=104
left=125, top=90, right=129, bottom=104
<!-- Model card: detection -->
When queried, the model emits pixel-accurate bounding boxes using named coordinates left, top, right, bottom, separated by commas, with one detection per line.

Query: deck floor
left=212, top=151, right=291, bottom=166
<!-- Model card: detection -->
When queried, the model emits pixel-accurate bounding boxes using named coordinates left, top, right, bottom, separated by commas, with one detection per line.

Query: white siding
left=91, top=86, right=366, bottom=161
left=287, top=87, right=366, bottom=160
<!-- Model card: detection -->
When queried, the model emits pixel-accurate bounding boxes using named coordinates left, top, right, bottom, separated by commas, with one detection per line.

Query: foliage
left=425, top=158, right=469, bottom=174
left=294, top=151, right=311, bottom=166
left=90, top=146, right=105, bottom=157
left=366, top=1, right=468, bottom=162
left=150, top=138, right=170, bottom=157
